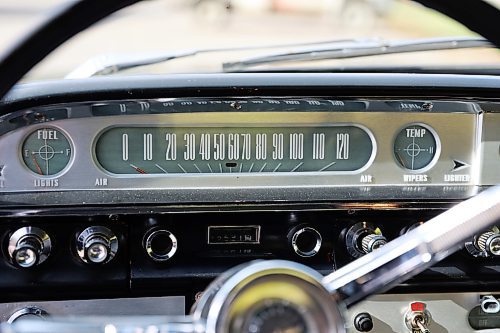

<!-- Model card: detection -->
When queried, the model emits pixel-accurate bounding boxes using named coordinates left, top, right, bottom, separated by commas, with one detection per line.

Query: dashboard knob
left=144, top=229, right=178, bottom=262
left=353, top=312, right=374, bottom=332
left=288, top=226, right=322, bottom=257
left=7, top=227, right=51, bottom=268
left=476, top=231, right=500, bottom=256
left=76, top=226, right=118, bottom=264
left=345, top=222, right=387, bottom=258
left=361, top=233, right=387, bottom=254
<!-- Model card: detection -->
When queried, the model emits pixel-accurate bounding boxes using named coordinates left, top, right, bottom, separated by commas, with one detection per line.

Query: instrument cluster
left=0, top=97, right=493, bottom=202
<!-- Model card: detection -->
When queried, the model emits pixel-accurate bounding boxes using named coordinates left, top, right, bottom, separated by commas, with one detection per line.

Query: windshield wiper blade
left=222, top=36, right=493, bottom=72
left=65, top=38, right=362, bottom=78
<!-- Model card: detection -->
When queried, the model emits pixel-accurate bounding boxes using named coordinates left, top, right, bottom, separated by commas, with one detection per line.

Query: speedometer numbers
left=393, top=124, right=439, bottom=172
left=95, top=126, right=375, bottom=175
left=22, top=128, right=72, bottom=176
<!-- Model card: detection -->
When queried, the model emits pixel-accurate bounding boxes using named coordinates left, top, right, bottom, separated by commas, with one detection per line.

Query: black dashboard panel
left=1, top=203, right=499, bottom=303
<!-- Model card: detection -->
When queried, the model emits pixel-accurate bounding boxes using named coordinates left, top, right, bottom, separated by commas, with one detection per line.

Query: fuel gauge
left=21, top=128, right=72, bottom=176
left=394, top=124, right=440, bottom=172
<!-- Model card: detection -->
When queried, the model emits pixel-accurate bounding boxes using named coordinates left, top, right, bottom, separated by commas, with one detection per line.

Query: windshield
left=2, top=0, right=500, bottom=81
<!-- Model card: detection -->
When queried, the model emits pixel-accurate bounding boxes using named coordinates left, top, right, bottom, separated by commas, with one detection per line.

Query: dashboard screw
left=230, top=101, right=242, bottom=110
left=422, top=102, right=434, bottom=111
left=34, top=112, right=47, bottom=121
left=195, top=291, right=204, bottom=302
left=109, top=214, right=119, bottom=222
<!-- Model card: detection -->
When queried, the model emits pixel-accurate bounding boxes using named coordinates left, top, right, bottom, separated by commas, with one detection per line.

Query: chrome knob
left=289, top=226, right=322, bottom=257
left=345, top=222, right=387, bottom=258
left=7, top=227, right=51, bottom=268
left=476, top=231, right=500, bottom=256
left=361, top=233, right=387, bottom=254
left=144, top=229, right=178, bottom=262
left=76, top=226, right=118, bottom=264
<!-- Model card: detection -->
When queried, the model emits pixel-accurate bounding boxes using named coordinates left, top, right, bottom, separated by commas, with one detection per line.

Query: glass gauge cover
left=393, top=124, right=439, bottom=172
left=21, top=128, right=72, bottom=176
left=95, top=126, right=374, bottom=175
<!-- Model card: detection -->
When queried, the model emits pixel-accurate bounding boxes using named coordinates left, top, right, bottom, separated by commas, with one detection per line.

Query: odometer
left=95, top=126, right=374, bottom=174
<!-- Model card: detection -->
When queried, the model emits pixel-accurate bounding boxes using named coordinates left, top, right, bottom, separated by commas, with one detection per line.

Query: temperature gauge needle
left=31, top=153, right=43, bottom=175
left=130, top=164, right=147, bottom=174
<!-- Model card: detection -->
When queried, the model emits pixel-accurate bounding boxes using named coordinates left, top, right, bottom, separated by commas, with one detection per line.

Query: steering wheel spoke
left=324, top=185, right=500, bottom=307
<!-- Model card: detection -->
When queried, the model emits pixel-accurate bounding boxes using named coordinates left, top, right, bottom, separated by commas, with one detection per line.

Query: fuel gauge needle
left=31, top=153, right=43, bottom=175
left=130, top=164, right=147, bottom=174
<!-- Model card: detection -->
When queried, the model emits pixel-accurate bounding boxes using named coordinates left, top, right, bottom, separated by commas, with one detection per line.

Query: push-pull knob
left=8, top=227, right=52, bottom=268
left=476, top=231, right=500, bottom=256
left=353, top=312, right=374, bottom=332
left=345, top=222, right=387, bottom=258
left=466, top=227, right=500, bottom=257
left=76, top=226, right=118, bottom=264
left=360, top=233, right=387, bottom=254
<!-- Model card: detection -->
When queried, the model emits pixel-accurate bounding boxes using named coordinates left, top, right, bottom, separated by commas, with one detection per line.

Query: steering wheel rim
left=0, top=0, right=500, bottom=104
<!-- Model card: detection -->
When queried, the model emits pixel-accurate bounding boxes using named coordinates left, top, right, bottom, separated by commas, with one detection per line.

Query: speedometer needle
left=130, top=164, right=147, bottom=174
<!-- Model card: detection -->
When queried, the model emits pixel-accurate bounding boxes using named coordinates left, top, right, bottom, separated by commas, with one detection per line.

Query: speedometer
left=94, top=125, right=375, bottom=175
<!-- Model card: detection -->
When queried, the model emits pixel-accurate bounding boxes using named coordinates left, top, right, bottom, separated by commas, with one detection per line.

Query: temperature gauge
left=21, top=128, right=72, bottom=176
left=394, top=124, right=439, bottom=172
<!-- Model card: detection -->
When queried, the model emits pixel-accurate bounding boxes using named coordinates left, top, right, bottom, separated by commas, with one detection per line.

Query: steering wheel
left=1, top=1, right=500, bottom=332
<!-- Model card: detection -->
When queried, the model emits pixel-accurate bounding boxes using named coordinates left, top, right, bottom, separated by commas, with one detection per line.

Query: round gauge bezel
left=392, top=122, right=441, bottom=173
left=19, top=125, right=75, bottom=178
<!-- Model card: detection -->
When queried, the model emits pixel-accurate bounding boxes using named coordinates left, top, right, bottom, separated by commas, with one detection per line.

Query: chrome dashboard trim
left=0, top=97, right=485, bottom=203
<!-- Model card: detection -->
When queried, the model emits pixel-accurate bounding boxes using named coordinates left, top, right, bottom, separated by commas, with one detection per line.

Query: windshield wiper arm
left=65, top=38, right=362, bottom=79
left=222, top=36, right=493, bottom=72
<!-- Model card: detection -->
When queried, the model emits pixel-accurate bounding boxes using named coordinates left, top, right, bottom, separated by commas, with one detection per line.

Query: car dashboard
left=0, top=73, right=500, bottom=332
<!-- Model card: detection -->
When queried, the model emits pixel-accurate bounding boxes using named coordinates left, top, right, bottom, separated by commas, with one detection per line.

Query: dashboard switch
left=345, top=222, right=387, bottom=258
left=466, top=227, right=500, bottom=257
left=353, top=312, right=374, bottom=332
left=477, top=231, right=500, bottom=256
left=7, top=227, right=51, bottom=268
left=361, top=234, right=387, bottom=254
left=76, top=226, right=118, bottom=264
left=405, top=302, right=432, bottom=333
left=481, top=295, right=500, bottom=314
left=288, top=226, right=322, bottom=257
